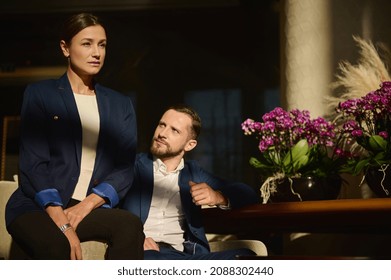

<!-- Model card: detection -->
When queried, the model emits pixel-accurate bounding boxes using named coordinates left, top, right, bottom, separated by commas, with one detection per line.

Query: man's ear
left=60, top=40, right=70, bottom=58
left=184, top=139, right=197, bottom=152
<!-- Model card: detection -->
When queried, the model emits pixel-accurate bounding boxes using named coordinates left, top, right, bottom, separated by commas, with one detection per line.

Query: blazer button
left=93, top=179, right=99, bottom=186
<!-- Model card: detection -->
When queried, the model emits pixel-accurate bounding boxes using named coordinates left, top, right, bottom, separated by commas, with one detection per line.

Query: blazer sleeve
left=18, top=84, right=64, bottom=207
left=92, top=95, right=137, bottom=207
left=189, top=161, right=260, bottom=208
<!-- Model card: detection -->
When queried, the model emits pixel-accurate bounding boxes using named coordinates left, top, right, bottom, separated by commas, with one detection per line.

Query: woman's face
left=61, top=25, right=107, bottom=77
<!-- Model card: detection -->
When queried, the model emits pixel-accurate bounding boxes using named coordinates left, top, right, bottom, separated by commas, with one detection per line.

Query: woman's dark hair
left=60, top=13, right=104, bottom=45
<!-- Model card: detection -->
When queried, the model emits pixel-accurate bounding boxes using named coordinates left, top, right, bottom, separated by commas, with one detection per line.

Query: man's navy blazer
left=6, top=74, right=137, bottom=227
left=121, top=153, right=259, bottom=252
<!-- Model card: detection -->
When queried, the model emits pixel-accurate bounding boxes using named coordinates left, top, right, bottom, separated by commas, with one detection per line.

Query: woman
left=5, top=13, right=144, bottom=260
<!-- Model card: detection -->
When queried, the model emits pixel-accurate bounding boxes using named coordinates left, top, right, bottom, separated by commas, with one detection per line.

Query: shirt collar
left=153, top=157, right=185, bottom=175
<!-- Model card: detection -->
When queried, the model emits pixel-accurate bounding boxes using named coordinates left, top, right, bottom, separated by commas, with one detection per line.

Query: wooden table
left=202, top=198, right=391, bottom=235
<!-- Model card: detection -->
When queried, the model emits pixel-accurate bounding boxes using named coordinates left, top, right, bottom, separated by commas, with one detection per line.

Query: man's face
left=150, top=109, right=196, bottom=159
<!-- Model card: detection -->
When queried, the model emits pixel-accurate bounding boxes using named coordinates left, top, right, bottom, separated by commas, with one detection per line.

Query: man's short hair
left=167, top=104, right=201, bottom=140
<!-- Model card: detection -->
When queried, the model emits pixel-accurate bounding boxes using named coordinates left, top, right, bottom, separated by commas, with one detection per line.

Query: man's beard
left=150, top=139, right=183, bottom=158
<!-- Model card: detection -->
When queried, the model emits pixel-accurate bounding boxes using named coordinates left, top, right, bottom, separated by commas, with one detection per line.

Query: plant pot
left=365, top=166, right=391, bottom=197
left=267, top=176, right=342, bottom=203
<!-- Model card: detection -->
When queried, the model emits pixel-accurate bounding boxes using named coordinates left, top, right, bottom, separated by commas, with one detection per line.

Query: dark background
left=2, top=0, right=391, bottom=187
left=0, top=0, right=280, bottom=185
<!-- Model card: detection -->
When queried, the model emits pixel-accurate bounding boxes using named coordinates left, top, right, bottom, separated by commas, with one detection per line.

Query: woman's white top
left=72, top=93, right=100, bottom=201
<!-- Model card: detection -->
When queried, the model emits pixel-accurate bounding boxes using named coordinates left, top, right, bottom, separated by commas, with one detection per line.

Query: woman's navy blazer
left=5, top=74, right=137, bottom=227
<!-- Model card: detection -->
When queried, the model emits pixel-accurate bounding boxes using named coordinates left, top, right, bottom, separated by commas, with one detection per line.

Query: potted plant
left=336, top=82, right=391, bottom=197
left=327, top=36, right=391, bottom=197
left=242, top=107, right=345, bottom=203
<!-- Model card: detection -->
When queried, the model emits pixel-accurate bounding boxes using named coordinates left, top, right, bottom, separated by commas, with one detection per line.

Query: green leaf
left=374, top=151, right=387, bottom=161
left=354, top=158, right=371, bottom=175
left=268, top=149, right=281, bottom=165
left=283, top=139, right=309, bottom=166
left=249, top=157, right=263, bottom=168
left=249, top=157, right=275, bottom=170
left=293, top=154, right=309, bottom=171
left=368, top=135, right=388, bottom=151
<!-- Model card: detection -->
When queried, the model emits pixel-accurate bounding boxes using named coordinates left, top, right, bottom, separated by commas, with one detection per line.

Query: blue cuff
left=35, top=189, right=63, bottom=208
left=92, top=182, right=119, bottom=208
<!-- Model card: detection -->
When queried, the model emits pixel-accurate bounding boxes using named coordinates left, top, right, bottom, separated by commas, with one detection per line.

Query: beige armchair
left=209, top=239, right=267, bottom=256
left=0, top=180, right=17, bottom=259
left=0, top=179, right=107, bottom=260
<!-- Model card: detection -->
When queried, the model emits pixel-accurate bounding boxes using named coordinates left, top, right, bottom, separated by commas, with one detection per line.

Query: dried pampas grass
left=327, top=37, right=391, bottom=193
left=326, top=36, right=391, bottom=117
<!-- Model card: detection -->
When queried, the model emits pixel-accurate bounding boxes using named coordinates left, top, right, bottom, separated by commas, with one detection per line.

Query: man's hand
left=144, top=237, right=160, bottom=251
left=189, top=181, right=228, bottom=207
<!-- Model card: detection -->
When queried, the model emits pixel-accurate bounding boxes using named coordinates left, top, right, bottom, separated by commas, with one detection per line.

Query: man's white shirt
left=143, top=158, right=186, bottom=251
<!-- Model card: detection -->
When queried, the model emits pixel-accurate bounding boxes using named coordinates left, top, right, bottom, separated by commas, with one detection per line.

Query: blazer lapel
left=138, top=154, right=155, bottom=223
left=57, top=75, right=82, bottom=167
left=178, top=164, right=196, bottom=220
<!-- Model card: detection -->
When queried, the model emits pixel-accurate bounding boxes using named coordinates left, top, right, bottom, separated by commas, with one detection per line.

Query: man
left=121, top=104, right=259, bottom=259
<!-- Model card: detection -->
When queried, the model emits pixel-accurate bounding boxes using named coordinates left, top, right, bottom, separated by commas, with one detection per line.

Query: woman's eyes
left=81, top=42, right=106, bottom=48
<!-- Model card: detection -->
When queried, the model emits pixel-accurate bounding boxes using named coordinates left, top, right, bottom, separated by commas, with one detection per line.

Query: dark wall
left=0, top=1, right=280, bottom=184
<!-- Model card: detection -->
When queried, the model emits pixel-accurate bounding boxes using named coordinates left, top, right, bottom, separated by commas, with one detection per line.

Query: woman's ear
left=184, top=139, right=197, bottom=152
left=60, top=40, right=70, bottom=58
